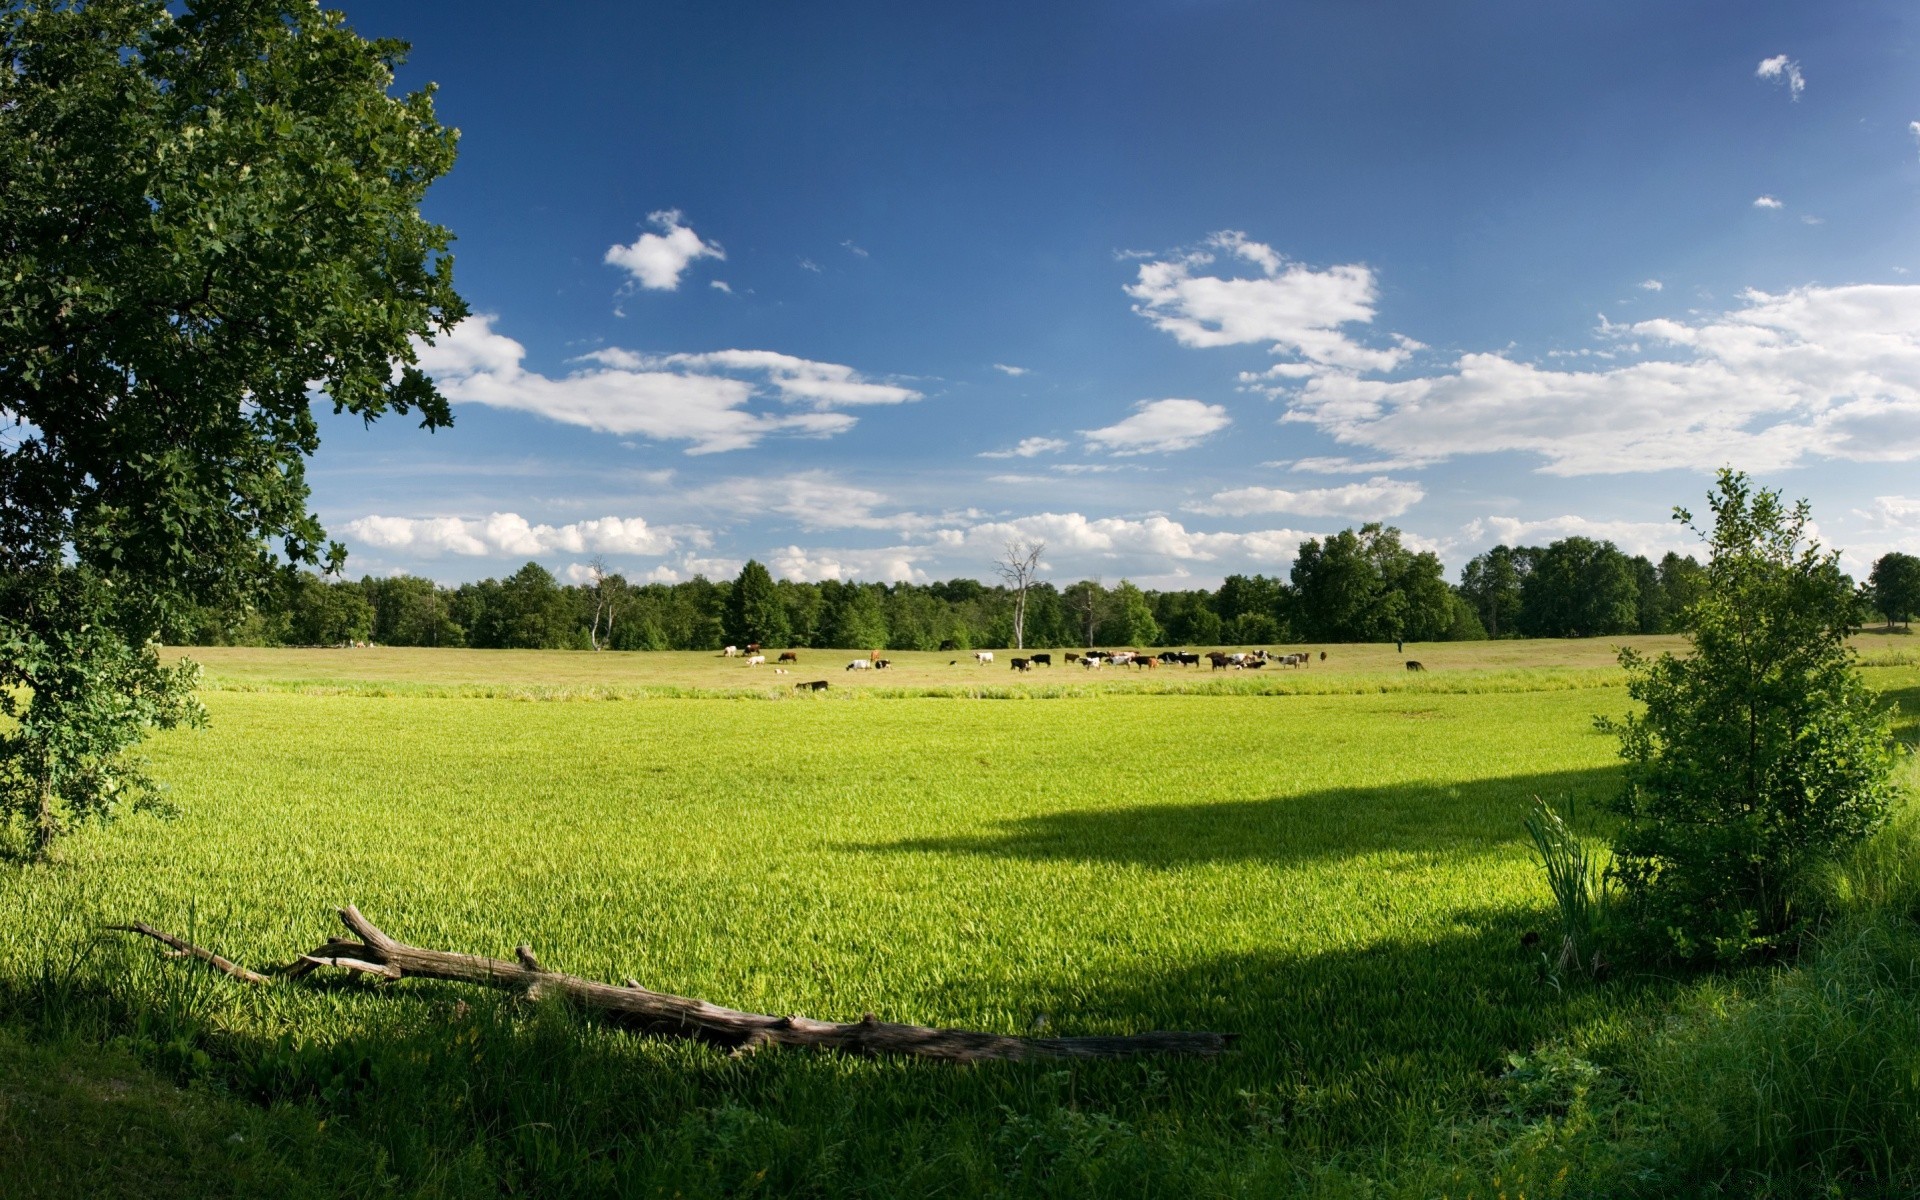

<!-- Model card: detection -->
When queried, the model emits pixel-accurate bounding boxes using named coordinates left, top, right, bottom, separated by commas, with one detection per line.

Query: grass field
left=3, top=640, right=1917, bottom=1196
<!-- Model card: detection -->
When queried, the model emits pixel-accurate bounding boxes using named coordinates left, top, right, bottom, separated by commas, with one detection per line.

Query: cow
left=796, top=679, right=829, bottom=692
left=1405, top=660, right=1426, bottom=672
left=1208, top=652, right=1232, bottom=670
left=1319, top=651, right=1326, bottom=662
left=1064, top=652, right=1080, bottom=663
left=975, top=651, right=994, bottom=664
left=1108, top=651, right=1136, bottom=666
left=1134, top=655, right=1156, bottom=669
left=873, top=659, right=891, bottom=670
left=1029, top=653, right=1052, bottom=667
left=1242, top=658, right=1264, bottom=669
left=1010, top=657, right=1030, bottom=671
left=846, top=659, right=872, bottom=671
left=746, top=643, right=761, bottom=655
left=939, top=639, right=959, bottom=652
left=870, top=648, right=882, bottom=662
left=745, top=654, right=766, bottom=666
left=773, top=668, right=789, bottom=675
left=778, top=651, right=799, bottom=663
left=723, top=645, right=739, bottom=657
left=1175, top=652, right=1201, bottom=667
left=1081, top=655, right=1103, bottom=669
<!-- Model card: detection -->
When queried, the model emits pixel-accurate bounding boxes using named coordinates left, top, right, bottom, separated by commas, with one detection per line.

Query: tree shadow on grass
left=857, top=766, right=1622, bottom=869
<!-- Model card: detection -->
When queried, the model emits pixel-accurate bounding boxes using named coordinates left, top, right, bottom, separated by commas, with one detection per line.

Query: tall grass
left=1524, top=795, right=1611, bottom=983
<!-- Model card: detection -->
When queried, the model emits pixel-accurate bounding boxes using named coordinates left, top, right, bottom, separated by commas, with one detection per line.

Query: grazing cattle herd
left=719, top=645, right=1402, bottom=681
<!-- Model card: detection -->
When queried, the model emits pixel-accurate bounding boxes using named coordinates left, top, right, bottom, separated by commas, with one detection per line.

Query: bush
left=1605, top=471, right=1900, bottom=961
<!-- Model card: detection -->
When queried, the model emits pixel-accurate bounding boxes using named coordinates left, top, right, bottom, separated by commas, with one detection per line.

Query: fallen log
left=112, top=905, right=1236, bottom=1063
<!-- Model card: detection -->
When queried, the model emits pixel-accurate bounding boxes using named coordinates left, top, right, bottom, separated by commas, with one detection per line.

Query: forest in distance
left=173, top=523, right=1920, bottom=654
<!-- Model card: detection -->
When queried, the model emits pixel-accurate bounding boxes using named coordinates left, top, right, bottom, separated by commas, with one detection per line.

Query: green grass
left=2, top=644, right=1916, bottom=1195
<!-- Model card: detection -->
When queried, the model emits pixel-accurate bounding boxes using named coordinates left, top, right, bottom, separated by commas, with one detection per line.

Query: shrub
left=1605, top=471, right=1900, bottom=961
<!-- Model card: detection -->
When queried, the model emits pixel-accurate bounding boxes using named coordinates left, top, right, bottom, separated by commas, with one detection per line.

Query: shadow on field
left=1878, top=683, right=1920, bottom=743
left=861, top=766, right=1621, bottom=868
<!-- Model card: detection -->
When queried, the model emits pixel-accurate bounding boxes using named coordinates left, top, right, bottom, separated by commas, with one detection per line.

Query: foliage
left=1290, top=523, right=1452, bottom=642
left=1519, top=536, right=1640, bottom=637
left=0, top=0, right=464, bottom=853
left=1096, top=579, right=1161, bottom=646
left=1606, top=471, right=1900, bottom=961
left=1870, top=551, right=1920, bottom=629
left=723, top=559, right=788, bottom=648
left=0, top=569, right=204, bottom=856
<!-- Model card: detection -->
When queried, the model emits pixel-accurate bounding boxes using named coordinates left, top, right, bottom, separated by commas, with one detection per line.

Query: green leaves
left=1607, top=471, right=1900, bottom=962
left=0, top=0, right=465, bottom=855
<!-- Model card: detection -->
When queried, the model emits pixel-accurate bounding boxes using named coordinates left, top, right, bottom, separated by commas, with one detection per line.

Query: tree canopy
left=0, top=0, right=465, bottom=853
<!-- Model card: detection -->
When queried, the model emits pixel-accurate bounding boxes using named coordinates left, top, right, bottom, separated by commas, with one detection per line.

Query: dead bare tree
left=585, top=556, right=622, bottom=651
left=111, top=907, right=1235, bottom=1063
left=992, top=539, right=1045, bottom=650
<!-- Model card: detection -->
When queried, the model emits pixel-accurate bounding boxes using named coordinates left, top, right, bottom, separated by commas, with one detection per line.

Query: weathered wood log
left=112, top=906, right=1236, bottom=1063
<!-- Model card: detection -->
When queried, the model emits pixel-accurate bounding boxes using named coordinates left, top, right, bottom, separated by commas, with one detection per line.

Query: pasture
left=3, top=641, right=1917, bottom=1196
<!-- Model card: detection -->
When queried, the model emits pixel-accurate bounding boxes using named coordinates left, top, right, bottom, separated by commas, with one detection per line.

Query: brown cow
left=777, top=650, right=799, bottom=663
left=1405, top=660, right=1426, bottom=672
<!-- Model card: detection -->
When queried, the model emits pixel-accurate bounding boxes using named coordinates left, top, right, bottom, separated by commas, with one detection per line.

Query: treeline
left=172, top=524, right=1913, bottom=651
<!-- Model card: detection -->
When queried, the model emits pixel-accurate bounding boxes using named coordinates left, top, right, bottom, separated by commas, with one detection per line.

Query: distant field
left=3, top=640, right=1915, bottom=1195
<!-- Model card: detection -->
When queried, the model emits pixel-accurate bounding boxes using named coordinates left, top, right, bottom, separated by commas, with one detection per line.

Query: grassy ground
left=2, top=642, right=1916, bottom=1195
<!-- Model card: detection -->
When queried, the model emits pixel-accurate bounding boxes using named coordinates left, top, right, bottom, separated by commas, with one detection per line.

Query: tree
left=1098, top=580, right=1162, bottom=646
left=822, top=584, right=889, bottom=649
left=0, top=1, right=464, bottom=855
left=1061, top=578, right=1106, bottom=647
left=1517, top=537, right=1640, bottom=638
left=1292, top=524, right=1450, bottom=642
left=1459, top=546, right=1526, bottom=637
left=1869, top=552, right=1920, bottom=629
left=723, top=560, right=788, bottom=648
left=1606, top=471, right=1899, bottom=961
left=992, top=540, right=1045, bottom=650
left=584, top=557, right=627, bottom=651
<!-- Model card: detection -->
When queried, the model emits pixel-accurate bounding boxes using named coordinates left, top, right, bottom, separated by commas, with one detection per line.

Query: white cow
left=1082, top=655, right=1103, bottom=669
left=746, top=654, right=766, bottom=666
left=974, top=651, right=994, bottom=664
left=846, top=659, right=872, bottom=671
left=723, top=645, right=740, bottom=657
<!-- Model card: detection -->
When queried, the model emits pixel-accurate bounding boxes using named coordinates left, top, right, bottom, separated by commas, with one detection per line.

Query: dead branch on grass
left=111, top=906, right=1236, bottom=1062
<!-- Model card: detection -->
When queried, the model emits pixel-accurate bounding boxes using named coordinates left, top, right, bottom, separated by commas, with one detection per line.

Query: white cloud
left=769, top=544, right=927, bottom=584
left=679, top=472, right=981, bottom=535
left=992, top=363, right=1030, bottom=376
left=842, top=239, right=869, bottom=258
left=603, top=210, right=724, bottom=291
left=1082, top=398, right=1231, bottom=455
left=1282, top=283, right=1920, bottom=475
left=710, top=280, right=733, bottom=294
left=1754, top=195, right=1784, bottom=209
left=1756, top=54, right=1805, bottom=100
left=1469, top=514, right=1697, bottom=561
left=985, top=473, right=1051, bottom=485
left=980, top=436, right=1068, bottom=459
left=1127, top=233, right=1416, bottom=373
left=1910, top=121, right=1920, bottom=158
left=1282, top=455, right=1432, bottom=474
left=936, top=512, right=1318, bottom=572
left=625, top=349, right=921, bottom=407
left=1639, top=279, right=1664, bottom=291
left=798, top=257, right=822, bottom=273
left=1189, top=476, right=1425, bottom=519
left=416, top=317, right=909, bottom=453
left=343, top=512, right=686, bottom=559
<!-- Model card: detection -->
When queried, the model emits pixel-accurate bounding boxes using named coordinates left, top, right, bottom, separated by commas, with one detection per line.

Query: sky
left=318, top=0, right=1920, bottom=589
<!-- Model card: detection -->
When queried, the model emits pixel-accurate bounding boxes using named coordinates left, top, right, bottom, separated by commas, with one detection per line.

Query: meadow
left=2, top=638, right=1917, bottom=1196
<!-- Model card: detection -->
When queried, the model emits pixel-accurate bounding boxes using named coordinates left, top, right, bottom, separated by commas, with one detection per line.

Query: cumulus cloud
left=603, top=210, right=724, bottom=290
left=415, top=317, right=911, bottom=453
left=935, top=511, right=1318, bottom=571
left=343, top=512, right=687, bottom=558
left=1189, top=476, right=1425, bottom=519
left=683, top=472, right=902, bottom=532
left=1282, top=455, right=1432, bottom=474
left=1756, top=54, right=1805, bottom=99
left=769, top=544, right=928, bottom=584
left=980, top=436, right=1068, bottom=459
left=1468, top=514, right=1698, bottom=561
left=1127, top=232, right=1417, bottom=373
left=1639, top=279, right=1664, bottom=291
left=1754, top=195, right=1784, bottom=209
left=1082, top=398, right=1231, bottom=455
left=1281, top=283, right=1920, bottom=475
left=992, top=363, right=1030, bottom=376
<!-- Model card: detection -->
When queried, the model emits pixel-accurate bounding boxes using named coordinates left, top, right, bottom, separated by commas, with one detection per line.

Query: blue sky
left=319, top=0, right=1920, bottom=588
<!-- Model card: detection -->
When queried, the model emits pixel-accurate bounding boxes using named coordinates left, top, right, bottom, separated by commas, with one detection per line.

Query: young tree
left=0, top=1, right=464, bottom=854
left=1606, top=471, right=1899, bottom=961
left=992, top=539, right=1045, bottom=650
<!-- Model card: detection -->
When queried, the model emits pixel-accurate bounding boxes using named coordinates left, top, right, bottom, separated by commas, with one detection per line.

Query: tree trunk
left=114, top=907, right=1235, bottom=1063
